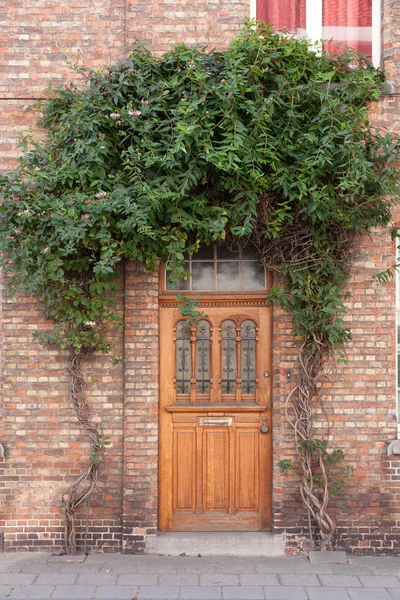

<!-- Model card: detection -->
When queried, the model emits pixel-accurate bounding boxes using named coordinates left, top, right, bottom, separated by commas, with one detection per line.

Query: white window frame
left=396, top=247, right=400, bottom=435
left=250, top=0, right=381, bottom=67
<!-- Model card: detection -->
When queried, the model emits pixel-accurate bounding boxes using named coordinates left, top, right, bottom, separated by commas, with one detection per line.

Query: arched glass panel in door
left=241, top=320, right=257, bottom=395
left=221, top=320, right=237, bottom=395
left=175, top=321, right=191, bottom=394
left=195, top=320, right=211, bottom=395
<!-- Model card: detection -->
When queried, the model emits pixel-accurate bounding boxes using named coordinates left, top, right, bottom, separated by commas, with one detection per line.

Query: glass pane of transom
left=217, top=262, right=240, bottom=290
left=192, top=262, right=215, bottom=290
left=191, top=246, right=215, bottom=260
left=242, top=261, right=266, bottom=291
left=216, top=244, right=239, bottom=260
left=241, top=243, right=259, bottom=260
left=166, top=262, right=190, bottom=291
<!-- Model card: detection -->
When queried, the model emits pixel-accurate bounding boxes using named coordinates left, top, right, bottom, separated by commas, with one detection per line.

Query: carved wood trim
left=159, top=297, right=270, bottom=307
left=166, top=404, right=266, bottom=413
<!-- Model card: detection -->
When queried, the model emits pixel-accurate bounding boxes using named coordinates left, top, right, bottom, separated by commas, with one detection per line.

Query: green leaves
left=0, top=23, right=398, bottom=361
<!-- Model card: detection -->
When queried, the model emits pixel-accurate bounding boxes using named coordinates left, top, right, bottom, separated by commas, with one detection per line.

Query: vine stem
left=62, top=349, right=104, bottom=555
left=286, top=340, right=336, bottom=551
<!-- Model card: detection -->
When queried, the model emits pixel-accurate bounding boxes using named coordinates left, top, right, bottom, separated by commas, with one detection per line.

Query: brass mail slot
left=199, top=417, right=233, bottom=427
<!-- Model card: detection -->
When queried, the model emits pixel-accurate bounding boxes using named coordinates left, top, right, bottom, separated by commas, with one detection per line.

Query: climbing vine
left=1, top=23, right=399, bottom=553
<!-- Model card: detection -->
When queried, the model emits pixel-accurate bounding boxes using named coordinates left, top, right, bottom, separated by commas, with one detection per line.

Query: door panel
left=203, top=429, right=230, bottom=511
left=236, top=428, right=258, bottom=511
left=173, top=430, right=196, bottom=511
left=159, top=302, right=272, bottom=532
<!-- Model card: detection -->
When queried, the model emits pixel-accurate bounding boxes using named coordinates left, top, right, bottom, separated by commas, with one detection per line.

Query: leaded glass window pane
left=216, top=245, right=239, bottom=260
left=217, top=262, right=240, bottom=290
left=166, top=262, right=190, bottom=291
left=192, top=246, right=214, bottom=260
left=242, top=262, right=265, bottom=291
left=192, top=262, right=215, bottom=291
left=221, top=320, right=237, bottom=394
left=176, top=321, right=191, bottom=394
left=165, top=243, right=266, bottom=292
left=241, top=320, right=256, bottom=395
left=241, top=244, right=259, bottom=260
left=195, top=320, right=210, bottom=394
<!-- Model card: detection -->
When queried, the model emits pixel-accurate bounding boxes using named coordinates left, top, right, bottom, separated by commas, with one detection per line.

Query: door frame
left=158, top=276, right=273, bottom=532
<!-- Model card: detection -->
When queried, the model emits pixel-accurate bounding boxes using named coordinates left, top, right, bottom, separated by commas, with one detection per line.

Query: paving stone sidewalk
left=0, top=552, right=399, bottom=600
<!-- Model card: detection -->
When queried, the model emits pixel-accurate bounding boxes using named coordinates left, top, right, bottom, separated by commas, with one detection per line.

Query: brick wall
left=1, top=0, right=400, bottom=555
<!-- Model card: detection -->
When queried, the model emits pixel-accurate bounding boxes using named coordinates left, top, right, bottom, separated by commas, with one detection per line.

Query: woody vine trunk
left=286, top=342, right=336, bottom=550
left=63, top=350, right=104, bottom=555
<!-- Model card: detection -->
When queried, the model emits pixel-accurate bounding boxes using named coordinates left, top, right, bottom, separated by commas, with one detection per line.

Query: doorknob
left=260, top=425, right=269, bottom=434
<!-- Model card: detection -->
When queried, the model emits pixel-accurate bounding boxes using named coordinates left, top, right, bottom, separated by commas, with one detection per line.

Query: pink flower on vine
left=84, top=199, right=91, bottom=204
left=81, top=214, right=89, bottom=221
left=128, top=109, right=142, bottom=116
left=141, top=99, right=149, bottom=105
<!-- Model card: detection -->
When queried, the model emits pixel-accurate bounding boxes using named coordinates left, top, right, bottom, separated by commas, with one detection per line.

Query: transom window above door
left=166, top=244, right=266, bottom=292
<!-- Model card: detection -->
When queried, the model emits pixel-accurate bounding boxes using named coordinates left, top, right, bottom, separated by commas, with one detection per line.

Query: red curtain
left=257, top=0, right=306, bottom=33
left=322, top=0, right=372, bottom=57
left=257, top=0, right=372, bottom=59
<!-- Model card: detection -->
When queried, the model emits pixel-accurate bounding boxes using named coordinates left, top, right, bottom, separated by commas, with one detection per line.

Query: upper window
left=166, top=244, right=266, bottom=292
left=254, top=0, right=380, bottom=66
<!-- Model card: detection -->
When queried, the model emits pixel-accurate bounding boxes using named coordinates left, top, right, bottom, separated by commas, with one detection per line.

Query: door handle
left=260, top=425, right=269, bottom=434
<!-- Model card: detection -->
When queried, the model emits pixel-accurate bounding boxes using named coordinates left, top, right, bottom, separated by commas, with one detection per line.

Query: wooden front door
left=159, top=302, right=272, bottom=532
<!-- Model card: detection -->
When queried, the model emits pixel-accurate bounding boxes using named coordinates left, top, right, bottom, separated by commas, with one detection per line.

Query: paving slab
left=5, top=585, right=54, bottom=599
left=360, top=577, right=400, bottom=588
left=309, top=551, right=347, bottom=564
left=239, top=574, right=280, bottom=586
left=200, top=575, right=240, bottom=586
left=95, top=585, right=139, bottom=599
left=76, top=573, right=118, bottom=585
left=117, top=573, right=159, bottom=585
left=52, top=584, right=96, bottom=598
left=307, top=588, right=351, bottom=600
left=47, top=554, right=86, bottom=563
left=34, top=574, right=78, bottom=586
left=0, top=573, right=37, bottom=585
left=347, top=589, right=393, bottom=600
left=319, top=575, right=362, bottom=587
left=20, top=563, right=70, bottom=574
left=180, top=587, right=222, bottom=599
left=137, top=585, right=181, bottom=598
left=262, top=586, right=308, bottom=599
left=222, top=586, right=264, bottom=599
left=158, top=574, right=200, bottom=586
left=279, top=573, right=321, bottom=586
